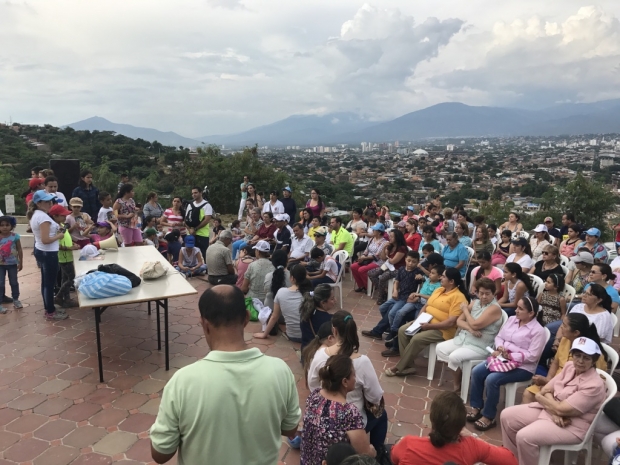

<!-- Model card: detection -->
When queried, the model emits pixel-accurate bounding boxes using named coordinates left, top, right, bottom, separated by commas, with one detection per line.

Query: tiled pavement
left=0, top=253, right=615, bottom=465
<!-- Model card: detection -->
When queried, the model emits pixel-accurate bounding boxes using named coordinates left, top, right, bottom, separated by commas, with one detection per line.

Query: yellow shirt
left=331, top=227, right=354, bottom=257
left=308, top=226, right=320, bottom=241
left=425, top=287, right=467, bottom=340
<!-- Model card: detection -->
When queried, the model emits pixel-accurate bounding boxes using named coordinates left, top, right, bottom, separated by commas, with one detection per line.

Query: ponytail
left=302, top=321, right=333, bottom=374
left=331, top=310, right=359, bottom=357
left=300, top=284, right=332, bottom=322
left=270, top=250, right=288, bottom=296
left=506, top=262, right=536, bottom=297
left=584, top=322, right=609, bottom=363
left=291, top=265, right=312, bottom=295
left=444, top=267, right=471, bottom=303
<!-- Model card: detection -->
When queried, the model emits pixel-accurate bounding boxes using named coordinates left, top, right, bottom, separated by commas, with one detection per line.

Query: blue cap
left=371, top=223, right=386, bottom=232
left=407, top=206, right=414, bottom=211
left=184, top=235, right=195, bottom=247
left=585, top=227, right=601, bottom=237
left=283, top=186, right=292, bottom=192
left=32, top=191, right=55, bottom=203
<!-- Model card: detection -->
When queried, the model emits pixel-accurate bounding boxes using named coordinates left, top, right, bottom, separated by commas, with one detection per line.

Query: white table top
left=73, top=246, right=198, bottom=309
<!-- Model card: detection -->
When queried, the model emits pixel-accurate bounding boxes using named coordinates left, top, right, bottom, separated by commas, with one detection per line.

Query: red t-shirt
left=391, top=435, right=517, bottom=465
left=615, top=224, right=620, bottom=242
left=405, top=232, right=421, bottom=252
left=388, top=245, right=409, bottom=269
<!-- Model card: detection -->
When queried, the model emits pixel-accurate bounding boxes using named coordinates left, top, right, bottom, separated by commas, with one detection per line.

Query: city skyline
left=2, top=1, right=620, bottom=136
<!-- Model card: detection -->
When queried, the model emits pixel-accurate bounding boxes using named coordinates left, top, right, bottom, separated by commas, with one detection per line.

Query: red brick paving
left=0, top=253, right=614, bottom=464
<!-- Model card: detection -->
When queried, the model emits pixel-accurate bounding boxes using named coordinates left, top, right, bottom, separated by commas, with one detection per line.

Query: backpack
left=184, top=201, right=208, bottom=228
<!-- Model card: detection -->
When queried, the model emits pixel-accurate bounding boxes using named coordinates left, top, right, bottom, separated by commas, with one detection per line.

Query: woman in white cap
left=529, top=224, right=551, bottom=261
left=501, top=337, right=607, bottom=465
left=28, top=190, right=68, bottom=321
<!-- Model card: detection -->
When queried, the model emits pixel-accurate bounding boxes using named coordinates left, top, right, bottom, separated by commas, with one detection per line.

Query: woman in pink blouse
left=467, top=296, right=546, bottom=431
left=501, top=337, right=606, bottom=465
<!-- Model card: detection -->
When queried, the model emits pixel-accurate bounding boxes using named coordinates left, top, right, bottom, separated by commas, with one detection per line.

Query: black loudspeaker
left=49, top=159, right=81, bottom=202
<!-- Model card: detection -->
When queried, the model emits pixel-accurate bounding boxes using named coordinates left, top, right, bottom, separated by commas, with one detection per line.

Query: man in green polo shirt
left=329, top=216, right=354, bottom=257
left=150, top=286, right=300, bottom=465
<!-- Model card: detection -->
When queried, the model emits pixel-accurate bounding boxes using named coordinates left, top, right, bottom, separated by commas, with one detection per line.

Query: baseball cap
left=48, top=204, right=71, bottom=216
left=184, top=235, right=196, bottom=247
left=407, top=206, right=414, bottom=211
left=371, top=223, right=386, bottom=232
left=144, top=228, right=158, bottom=236
left=97, top=221, right=111, bottom=228
left=283, top=186, right=292, bottom=193
left=533, top=224, right=548, bottom=233
left=274, top=214, right=286, bottom=222
left=29, top=178, right=44, bottom=189
left=570, top=337, right=601, bottom=356
left=252, top=240, right=271, bottom=252
left=69, top=197, right=84, bottom=207
left=585, top=227, right=601, bottom=237
left=32, top=191, right=55, bottom=203
left=544, top=217, right=553, bottom=223
left=79, top=244, right=101, bottom=260
left=571, top=251, right=594, bottom=265
left=314, top=226, right=328, bottom=237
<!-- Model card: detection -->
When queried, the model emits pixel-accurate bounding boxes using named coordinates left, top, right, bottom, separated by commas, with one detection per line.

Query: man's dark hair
left=292, top=222, right=303, bottom=230
left=565, top=212, right=575, bottom=222
left=325, top=442, right=356, bottom=465
left=473, top=215, right=485, bottom=224
left=332, top=216, right=342, bottom=225
left=44, top=175, right=58, bottom=185
left=198, top=286, right=247, bottom=326
left=121, top=173, right=129, bottom=178
left=32, top=166, right=43, bottom=174
left=191, top=186, right=201, bottom=193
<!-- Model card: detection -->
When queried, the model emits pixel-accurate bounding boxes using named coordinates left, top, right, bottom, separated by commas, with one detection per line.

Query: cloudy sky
left=1, top=0, right=620, bottom=136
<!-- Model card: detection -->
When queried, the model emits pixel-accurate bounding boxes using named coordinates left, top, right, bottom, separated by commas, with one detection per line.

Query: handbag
left=486, top=354, right=521, bottom=372
left=140, top=261, right=167, bottom=280
left=364, top=395, right=386, bottom=419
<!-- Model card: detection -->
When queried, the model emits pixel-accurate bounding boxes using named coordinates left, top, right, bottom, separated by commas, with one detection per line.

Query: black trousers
left=207, top=274, right=238, bottom=286
left=194, top=235, right=210, bottom=260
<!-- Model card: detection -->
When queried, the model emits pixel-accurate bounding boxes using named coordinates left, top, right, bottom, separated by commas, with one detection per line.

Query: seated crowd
left=8, top=171, right=620, bottom=465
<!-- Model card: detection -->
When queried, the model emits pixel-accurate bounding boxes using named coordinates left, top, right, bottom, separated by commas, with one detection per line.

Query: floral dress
left=539, top=289, right=562, bottom=325
left=300, top=389, right=364, bottom=465
left=116, top=198, right=137, bottom=228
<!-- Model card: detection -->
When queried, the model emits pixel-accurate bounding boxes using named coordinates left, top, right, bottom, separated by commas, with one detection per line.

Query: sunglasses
left=542, top=251, right=550, bottom=255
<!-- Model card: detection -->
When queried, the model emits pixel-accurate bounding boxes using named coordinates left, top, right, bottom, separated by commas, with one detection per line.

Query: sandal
left=474, top=417, right=497, bottom=431
left=466, top=408, right=482, bottom=423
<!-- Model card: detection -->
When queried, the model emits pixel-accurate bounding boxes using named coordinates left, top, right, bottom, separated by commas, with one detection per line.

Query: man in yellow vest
left=187, top=187, right=213, bottom=260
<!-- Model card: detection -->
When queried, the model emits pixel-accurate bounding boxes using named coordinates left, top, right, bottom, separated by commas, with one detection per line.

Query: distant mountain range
left=66, top=99, right=620, bottom=147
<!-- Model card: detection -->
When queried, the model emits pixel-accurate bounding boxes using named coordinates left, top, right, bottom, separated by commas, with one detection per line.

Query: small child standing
left=50, top=205, right=79, bottom=309
left=0, top=216, right=23, bottom=313
left=97, top=191, right=115, bottom=224
left=538, top=273, right=566, bottom=326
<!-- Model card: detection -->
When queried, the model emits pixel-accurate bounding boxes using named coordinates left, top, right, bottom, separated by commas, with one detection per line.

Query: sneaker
left=61, top=299, right=79, bottom=308
left=287, top=435, right=302, bottom=449
left=385, top=331, right=398, bottom=343
left=45, top=312, right=68, bottom=321
left=13, top=300, right=22, bottom=309
left=2, top=295, right=13, bottom=303
left=361, top=330, right=382, bottom=340
left=0, top=306, right=7, bottom=314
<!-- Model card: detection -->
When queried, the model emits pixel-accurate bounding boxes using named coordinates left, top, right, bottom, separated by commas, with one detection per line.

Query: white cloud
left=1, top=1, right=620, bottom=135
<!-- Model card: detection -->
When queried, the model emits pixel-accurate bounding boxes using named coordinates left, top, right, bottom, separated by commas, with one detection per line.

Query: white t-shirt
left=307, top=348, right=383, bottom=426
left=569, top=304, right=614, bottom=344
left=290, top=235, right=314, bottom=259
left=31, top=210, right=60, bottom=252
left=262, top=200, right=284, bottom=215
left=98, top=207, right=113, bottom=223
left=193, top=200, right=213, bottom=217
left=320, top=256, right=339, bottom=282
left=506, top=253, right=534, bottom=270
left=51, top=191, right=68, bottom=207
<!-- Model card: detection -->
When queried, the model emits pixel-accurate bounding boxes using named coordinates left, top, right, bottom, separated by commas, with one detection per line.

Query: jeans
left=311, top=276, right=335, bottom=287
left=194, top=235, right=210, bottom=261
left=470, top=364, right=532, bottom=419
left=34, top=249, right=59, bottom=314
left=540, top=319, right=562, bottom=364
left=232, top=239, right=247, bottom=259
left=176, top=264, right=207, bottom=277
left=389, top=300, right=422, bottom=332
left=365, top=408, right=388, bottom=451
left=57, top=262, right=75, bottom=301
left=0, top=265, right=19, bottom=300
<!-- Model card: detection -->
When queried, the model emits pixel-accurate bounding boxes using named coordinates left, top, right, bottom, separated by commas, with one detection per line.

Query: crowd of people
left=3, top=171, right=620, bottom=465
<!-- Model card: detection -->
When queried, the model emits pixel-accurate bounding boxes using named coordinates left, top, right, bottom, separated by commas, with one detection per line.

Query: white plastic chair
left=528, top=274, right=545, bottom=298
left=537, top=369, right=617, bottom=465
left=330, top=250, right=348, bottom=309
left=559, top=255, right=570, bottom=267
left=387, top=278, right=395, bottom=299
left=504, top=327, right=551, bottom=408
left=560, top=264, right=569, bottom=275
left=560, top=284, right=576, bottom=307
left=602, top=343, right=619, bottom=374
left=465, top=246, right=475, bottom=268
left=512, top=230, right=530, bottom=241
left=458, top=310, right=510, bottom=402
left=348, top=234, right=357, bottom=281
left=612, top=311, right=619, bottom=338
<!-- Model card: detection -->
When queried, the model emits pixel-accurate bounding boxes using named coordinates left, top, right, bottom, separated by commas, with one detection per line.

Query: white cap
left=252, top=240, right=271, bottom=252
left=283, top=213, right=290, bottom=223
left=274, top=214, right=286, bottom=222
left=80, top=244, right=101, bottom=259
left=570, top=337, right=601, bottom=356
left=533, top=224, right=548, bottom=233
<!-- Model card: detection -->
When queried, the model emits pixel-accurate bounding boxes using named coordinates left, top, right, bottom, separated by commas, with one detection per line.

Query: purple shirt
left=495, top=316, right=546, bottom=373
